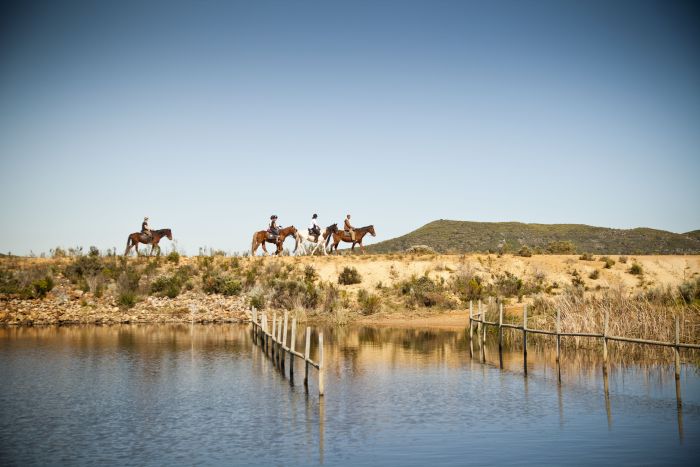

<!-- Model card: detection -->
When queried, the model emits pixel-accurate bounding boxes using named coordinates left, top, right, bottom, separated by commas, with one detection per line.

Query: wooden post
left=477, top=300, right=483, bottom=344
left=482, top=300, right=487, bottom=342
left=469, top=300, right=473, bottom=341
left=304, top=326, right=311, bottom=389
left=272, top=314, right=277, bottom=361
left=277, top=317, right=283, bottom=368
left=498, top=302, right=504, bottom=369
left=522, top=303, right=528, bottom=375
left=602, top=308, right=609, bottom=373
left=318, top=332, right=325, bottom=396
left=675, top=315, right=681, bottom=381
left=290, top=318, right=297, bottom=380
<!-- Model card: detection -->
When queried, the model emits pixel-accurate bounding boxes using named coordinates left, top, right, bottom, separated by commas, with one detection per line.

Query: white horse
left=295, top=224, right=338, bottom=256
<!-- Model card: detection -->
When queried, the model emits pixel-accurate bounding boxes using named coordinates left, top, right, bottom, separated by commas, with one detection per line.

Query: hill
left=367, top=220, right=700, bottom=254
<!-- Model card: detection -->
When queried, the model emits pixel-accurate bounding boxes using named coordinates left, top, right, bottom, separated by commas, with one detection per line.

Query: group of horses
left=123, top=224, right=376, bottom=257
left=251, top=223, right=376, bottom=256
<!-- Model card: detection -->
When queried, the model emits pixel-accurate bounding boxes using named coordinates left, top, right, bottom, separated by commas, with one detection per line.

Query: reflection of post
left=319, top=396, right=325, bottom=465
left=676, top=377, right=684, bottom=444
left=318, top=332, right=325, bottom=396
left=498, top=303, right=504, bottom=369
left=272, top=314, right=277, bottom=361
left=477, top=300, right=482, bottom=342
left=469, top=301, right=474, bottom=358
left=522, top=304, right=528, bottom=376
left=290, top=318, right=297, bottom=382
left=304, top=326, right=311, bottom=390
left=603, top=368, right=612, bottom=430
left=556, top=308, right=561, bottom=382
left=557, top=379, right=564, bottom=428
left=482, top=301, right=487, bottom=343
left=674, top=315, right=681, bottom=381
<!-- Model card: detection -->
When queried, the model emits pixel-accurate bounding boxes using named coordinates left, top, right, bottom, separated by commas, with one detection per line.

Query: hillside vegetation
left=367, top=220, right=700, bottom=255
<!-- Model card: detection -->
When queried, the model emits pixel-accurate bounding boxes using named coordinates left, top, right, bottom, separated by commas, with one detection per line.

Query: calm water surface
left=1, top=324, right=698, bottom=466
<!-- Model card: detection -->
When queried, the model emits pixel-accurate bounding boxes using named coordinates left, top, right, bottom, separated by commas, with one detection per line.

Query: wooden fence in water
left=250, top=307, right=325, bottom=396
left=468, top=299, right=700, bottom=381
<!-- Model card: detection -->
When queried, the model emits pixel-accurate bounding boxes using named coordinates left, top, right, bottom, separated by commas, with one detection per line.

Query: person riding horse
left=268, top=215, right=281, bottom=242
left=308, top=214, right=321, bottom=241
left=141, top=217, right=151, bottom=241
left=344, top=214, right=355, bottom=241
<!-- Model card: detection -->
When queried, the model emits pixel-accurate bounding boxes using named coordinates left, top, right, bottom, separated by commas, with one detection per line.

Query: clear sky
left=1, top=0, right=699, bottom=255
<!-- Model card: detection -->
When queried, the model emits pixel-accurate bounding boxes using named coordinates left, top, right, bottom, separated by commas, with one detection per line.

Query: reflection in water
left=1, top=324, right=698, bottom=466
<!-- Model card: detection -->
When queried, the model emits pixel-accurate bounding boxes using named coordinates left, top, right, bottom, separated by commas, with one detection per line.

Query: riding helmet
left=312, top=213, right=318, bottom=219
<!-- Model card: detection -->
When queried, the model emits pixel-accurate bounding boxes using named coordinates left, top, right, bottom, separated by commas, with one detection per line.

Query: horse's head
left=165, top=229, right=173, bottom=241
left=327, top=223, right=338, bottom=233
left=368, top=225, right=376, bottom=237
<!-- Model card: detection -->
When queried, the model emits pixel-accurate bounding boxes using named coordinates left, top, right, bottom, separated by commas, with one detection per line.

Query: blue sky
left=1, top=0, right=699, bottom=255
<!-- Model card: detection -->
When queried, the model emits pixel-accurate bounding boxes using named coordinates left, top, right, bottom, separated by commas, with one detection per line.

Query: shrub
left=450, top=271, right=483, bottom=303
left=338, top=267, right=362, bottom=285
left=628, top=263, right=643, bottom=275
left=405, top=245, right=436, bottom=255
left=151, top=274, right=183, bottom=298
left=399, top=275, right=449, bottom=307
left=588, top=269, right=600, bottom=280
left=619, top=255, right=628, bottom=264
left=547, top=241, right=577, bottom=254
left=304, top=265, right=318, bottom=283
left=88, top=246, right=100, bottom=257
left=492, top=271, right=523, bottom=298
left=166, top=251, right=180, bottom=264
left=116, top=268, right=142, bottom=308
left=202, top=272, right=242, bottom=296
left=579, top=253, right=595, bottom=261
left=678, top=279, right=700, bottom=304
left=117, top=291, right=138, bottom=308
left=571, top=270, right=585, bottom=287
left=517, top=246, right=532, bottom=257
left=357, top=289, right=382, bottom=314
left=601, top=256, right=615, bottom=269
left=322, top=284, right=340, bottom=313
left=51, top=247, right=67, bottom=258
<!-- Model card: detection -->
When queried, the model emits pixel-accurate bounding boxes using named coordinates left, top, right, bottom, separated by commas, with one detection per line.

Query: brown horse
left=329, top=225, right=376, bottom=254
left=125, top=228, right=173, bottom=256
left=251, top=226, right=298, bottom=256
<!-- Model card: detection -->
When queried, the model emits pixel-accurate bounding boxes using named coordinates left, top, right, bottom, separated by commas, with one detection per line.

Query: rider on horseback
left=268, top=215, right=280, bottom=242
left=308, top=214, right=321, bottom=241
left=141, top=217, right=152, bottom=241
left=344, top=214, right=356, bottom=241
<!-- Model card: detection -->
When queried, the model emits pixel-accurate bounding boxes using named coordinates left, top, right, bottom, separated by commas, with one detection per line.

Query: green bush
left=588, top=269, right=600, bottom=280
left=579, top=253, right=595, bottom=261
left=0, top=266, right=55, bottom=299
left=571, top=270, right=585, bottom=287
left=338, top=267, right=362, bottom=285
left=203, top=272, right=242, bottom=296
left=304, top=265, right=319, bottom=283
left=357, top=289, right=382, bottom=314
left=399, top=275, right=450, bottom=307
left=517, top=246, right=533, bottom=257
left=117, top=291, right=138, bottom=308
left=600, top=256, right=616, bottom=269
left=678, top=279, right=700, bottom=304
left=628, top=263, right=643, bottom=275
left=547, top=241, right=577, bottom=254
left=166, top=251, right=180, bottom=264
left=492, top=272, right=523, bottom=297
left=151, top=275, right=183, bottom=298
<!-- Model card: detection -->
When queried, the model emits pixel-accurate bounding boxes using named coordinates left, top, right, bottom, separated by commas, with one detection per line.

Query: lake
left=1, top=324, right=698, bottom=466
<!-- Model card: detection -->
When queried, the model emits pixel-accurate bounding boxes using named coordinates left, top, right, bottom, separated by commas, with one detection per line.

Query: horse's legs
left=360, top=242, right=365, bottom=254
left=351, top=242, right=356, bottom=251
left=261, top=242, right=268, bottom=256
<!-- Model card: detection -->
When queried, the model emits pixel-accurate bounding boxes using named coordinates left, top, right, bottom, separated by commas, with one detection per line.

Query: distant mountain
left=367, top=220, right=700, bottom=255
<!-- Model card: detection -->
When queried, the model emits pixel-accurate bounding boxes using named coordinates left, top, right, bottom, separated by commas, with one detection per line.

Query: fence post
left=282, top=311, right=289, bottom=372
left=277, top=317, right=283, bottom=368
left=304, top=326, right=311, bottom=389
left=482, top=300, right=487, bottom=343
left=477, top=300, right=482, bottom=339
left=469, top=300, right=473, bottom=341
left=272, top=314, right=277, bottom=361
left=675, top=315, right=681, bottom=381
left=523, top=303, right=528, bottom=375
left=498, top=302, right=504, bottom=369
left=290, top=318, right=297, bottom=380
left=318, top=332, right=325, bottom=396
left=603, top=308, right=609, bottom=373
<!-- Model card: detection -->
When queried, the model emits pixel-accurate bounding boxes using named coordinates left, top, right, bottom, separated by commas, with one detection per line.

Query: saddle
left=139, top=233, right=152, bottom=243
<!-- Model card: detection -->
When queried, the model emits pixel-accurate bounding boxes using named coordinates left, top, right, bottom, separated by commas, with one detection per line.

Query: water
left=1, top=324, right=698, bottom=466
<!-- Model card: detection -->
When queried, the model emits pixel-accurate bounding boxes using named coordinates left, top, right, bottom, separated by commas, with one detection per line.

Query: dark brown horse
left=125, top=228, right=173, bottom=256
left=329, top=225, right=376, bottom=254
left=251, top=226, right=298, bottom=256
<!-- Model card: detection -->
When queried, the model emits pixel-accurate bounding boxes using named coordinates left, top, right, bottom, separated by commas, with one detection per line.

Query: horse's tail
left=125, top=235, right=132, bottom=256
left=251, top=233, right=257, bottom=255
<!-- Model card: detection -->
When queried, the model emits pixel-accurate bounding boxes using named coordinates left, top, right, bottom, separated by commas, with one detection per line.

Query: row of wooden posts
left=250, top=307, right=325, bottom=396
left=468, top=299, right=699, bottom=380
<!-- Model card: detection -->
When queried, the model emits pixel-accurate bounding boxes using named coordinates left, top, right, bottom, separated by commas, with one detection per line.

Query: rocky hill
left=367, top=220, right=700, bottom=254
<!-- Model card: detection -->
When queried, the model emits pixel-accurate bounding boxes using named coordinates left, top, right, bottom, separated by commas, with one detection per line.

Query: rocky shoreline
left=0, top=284, right=251, bottom=326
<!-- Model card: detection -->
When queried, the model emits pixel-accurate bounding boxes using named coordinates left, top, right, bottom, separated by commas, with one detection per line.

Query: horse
left=329, top=225, right=376, bottom=254
left=251, top=226, right=298, bottom=256
left=295, top=224, right=339, bottom=256
left=125, top=228, right=173, bottom=256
